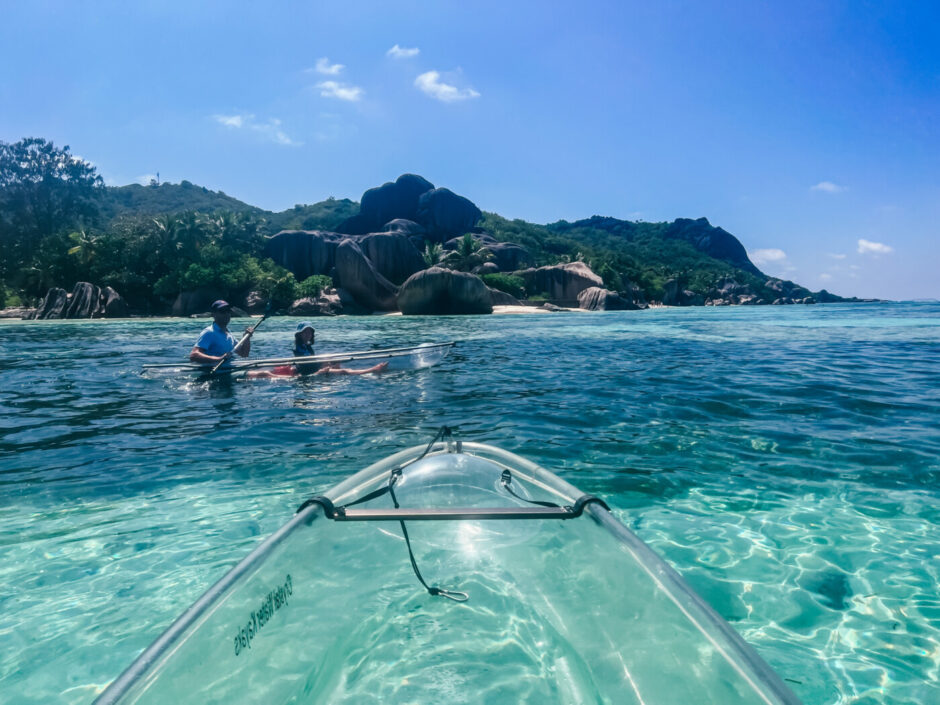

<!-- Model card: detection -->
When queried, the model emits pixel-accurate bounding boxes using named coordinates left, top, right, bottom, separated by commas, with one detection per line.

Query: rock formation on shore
left=397, top=267, right=493, bottom=315
left=29, top=283, right=127, bottom=320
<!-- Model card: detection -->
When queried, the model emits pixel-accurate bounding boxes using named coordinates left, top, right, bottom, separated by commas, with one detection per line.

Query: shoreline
left=0, top=299, right=899, bottom=322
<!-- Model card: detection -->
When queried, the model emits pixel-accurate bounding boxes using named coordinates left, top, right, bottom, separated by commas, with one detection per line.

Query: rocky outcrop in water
left=515, top=262, right=604, bottom=302
left=29, top=283, right=128, bottom=319
left=662, top=279, right=704, bottom=306
left=102, top=286, right=128, bottom=317
left=30, top=288, right=69, bottom=319
left=397, top=267, right=493, bottom=315
left=578, top=287, right=642, bottom=311
left=287, top=287, right=364, bottom=316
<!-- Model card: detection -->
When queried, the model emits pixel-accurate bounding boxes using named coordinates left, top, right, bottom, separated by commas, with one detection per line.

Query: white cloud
left=214, top=114, right=245, bottom=128
left=136, top=174, right=157, bottom=185
left=749, top=248, right=787, bottom=265
left=212, top=114, right=300, bottom=146
left=315, top=57, right=344, bottom=75
left=857, top=238, right=893, bottom=255
left=316, top=81, right=363, bottom=102
left=387, top=44, right=420, bottom=59
left=828, top=253, right=847, bottom=260
left=811, top=181, right=847, bottom=193
left=415, top=71, right=480, bottom=102
left=819, top=273, right=833, bottom=281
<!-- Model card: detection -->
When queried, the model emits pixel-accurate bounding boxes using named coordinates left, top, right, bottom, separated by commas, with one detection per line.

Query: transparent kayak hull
left=95, top=442, right=801, bottom=705
left=140, top=342, right=455, bottom=377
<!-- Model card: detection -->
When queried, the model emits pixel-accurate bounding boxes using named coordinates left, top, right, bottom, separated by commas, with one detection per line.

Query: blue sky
left=1, top=0, right=937, bottom=299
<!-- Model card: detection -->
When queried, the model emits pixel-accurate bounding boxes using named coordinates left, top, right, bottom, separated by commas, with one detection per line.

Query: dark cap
left=210, top=300, right=232, bottom=312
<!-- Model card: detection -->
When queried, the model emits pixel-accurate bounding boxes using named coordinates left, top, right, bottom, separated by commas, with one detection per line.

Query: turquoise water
left=1, top=303, right=937, bottom=704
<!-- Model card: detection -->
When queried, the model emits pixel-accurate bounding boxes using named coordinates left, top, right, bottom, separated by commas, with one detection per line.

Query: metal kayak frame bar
left=302, top=495, right=610, bottom=522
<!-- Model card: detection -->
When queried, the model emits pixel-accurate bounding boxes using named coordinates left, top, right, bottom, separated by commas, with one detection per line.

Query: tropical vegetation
left=1, top=136, right=822, bottom=313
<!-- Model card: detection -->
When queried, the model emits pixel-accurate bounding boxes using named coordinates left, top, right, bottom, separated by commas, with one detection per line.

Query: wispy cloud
left=828, top=253, right=847, bottom=260
left=819, top=273, right=833, bottom=281
left=811, top=181, right=847, bottom=193
left=387, top=44, right=420, bottom=59
left=136, top=174, right=157, bottom=185
left=212, top=114, right=300, bottom=146
left=215, top=114, right=245, bottom=128
left=857, top=238, right=893, bottom=255
left=749, top=248, right=787, bottom=266
left=314, top=57, right=344, bottom=75
left=415, top=71, right=480, bottom=102
left=316, top=81, right=363, bottom=102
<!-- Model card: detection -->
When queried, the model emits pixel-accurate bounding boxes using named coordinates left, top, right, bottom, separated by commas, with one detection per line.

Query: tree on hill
left=0, top=138, right=103, bottom=290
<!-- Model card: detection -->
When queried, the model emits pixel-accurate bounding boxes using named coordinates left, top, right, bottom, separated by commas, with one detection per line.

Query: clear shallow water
left=1, top=303, right=937, bottom=704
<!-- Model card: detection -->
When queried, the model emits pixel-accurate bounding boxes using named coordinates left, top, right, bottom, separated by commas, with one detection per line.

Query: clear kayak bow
left=94, top=432, right=802, bottom=705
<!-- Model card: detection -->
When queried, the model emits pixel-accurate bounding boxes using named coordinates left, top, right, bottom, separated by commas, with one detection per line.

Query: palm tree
left=66, top=229, right=98, bottom=267
left=422, top=241, right=444, bottom=268
left=440, top=233, right=493, bottom=272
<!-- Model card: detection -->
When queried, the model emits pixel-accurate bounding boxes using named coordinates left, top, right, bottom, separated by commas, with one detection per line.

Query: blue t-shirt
left=293, top=342, right=315, bottom=357
left=195, top=323, right=237, bottom=360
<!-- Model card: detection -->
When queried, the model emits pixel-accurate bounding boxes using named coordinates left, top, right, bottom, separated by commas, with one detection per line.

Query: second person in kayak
left=272, top=322, right=388, bottom=376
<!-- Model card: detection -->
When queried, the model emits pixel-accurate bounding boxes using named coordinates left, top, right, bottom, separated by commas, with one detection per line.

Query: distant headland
left=0, top=138, right=872, bottom=320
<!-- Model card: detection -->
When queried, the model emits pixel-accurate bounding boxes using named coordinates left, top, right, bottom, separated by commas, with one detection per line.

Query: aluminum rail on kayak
left=141, top=341, right=456, bottom=372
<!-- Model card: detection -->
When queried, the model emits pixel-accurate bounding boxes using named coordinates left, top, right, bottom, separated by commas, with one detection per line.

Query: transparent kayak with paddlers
left=140, top=341, right=455, bottom=378
left=94, top=430, right=802, bottom=705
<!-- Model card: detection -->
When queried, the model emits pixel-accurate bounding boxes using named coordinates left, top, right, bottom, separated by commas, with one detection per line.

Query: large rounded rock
left=172, top=288, right=227, bottom=317
left=263, top=230, right=341, bottom=281
left=474, top=262, right=500, bottom=275
left=30, top=288, right=68, bottom=319
left=342, top=174, right=435, bottom=234
left=102, top=286, right=128, bottom=318
left=398, top=267, right=493, bottom=315
left=662, top=279, right=704, bottom=306
left=65, top=282, right=102, bottom=318
left=334, top=239, right=399, bottom=311
left=516, top=262, right=604, bottom=302
left=578, top=287, right=641, bottom=311
left=382, top=219, right=426, bottom=237
left=358, top=232, right=426, bottom=285
left=488, top=286, right=520, bottom=306
left=416, top=188, right=482, bottom=241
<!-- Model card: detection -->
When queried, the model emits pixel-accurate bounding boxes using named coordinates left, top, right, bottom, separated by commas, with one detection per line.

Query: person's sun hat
left=296, top=321, right=315, bottom=333
left=210, top=300, right=232, bottom=312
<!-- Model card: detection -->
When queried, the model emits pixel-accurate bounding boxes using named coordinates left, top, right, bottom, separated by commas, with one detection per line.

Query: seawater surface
left=0, top=303, right=938, bottom=705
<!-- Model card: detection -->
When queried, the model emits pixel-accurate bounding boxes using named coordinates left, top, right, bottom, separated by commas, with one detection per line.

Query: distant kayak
left=141, top=341, right=456, bottom=377
left=95, top=429, right=801, bottom=705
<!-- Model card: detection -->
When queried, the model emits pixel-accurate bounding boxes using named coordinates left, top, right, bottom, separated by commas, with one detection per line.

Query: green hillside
left=481, top=212, right=772, bottom=301
left=101, top=182, right=357, bottom=234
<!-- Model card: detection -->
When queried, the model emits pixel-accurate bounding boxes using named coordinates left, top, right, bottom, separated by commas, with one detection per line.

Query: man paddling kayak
left=189, top=300, right=286, bottom=379
left=189, top=300, right=251, bottom=367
